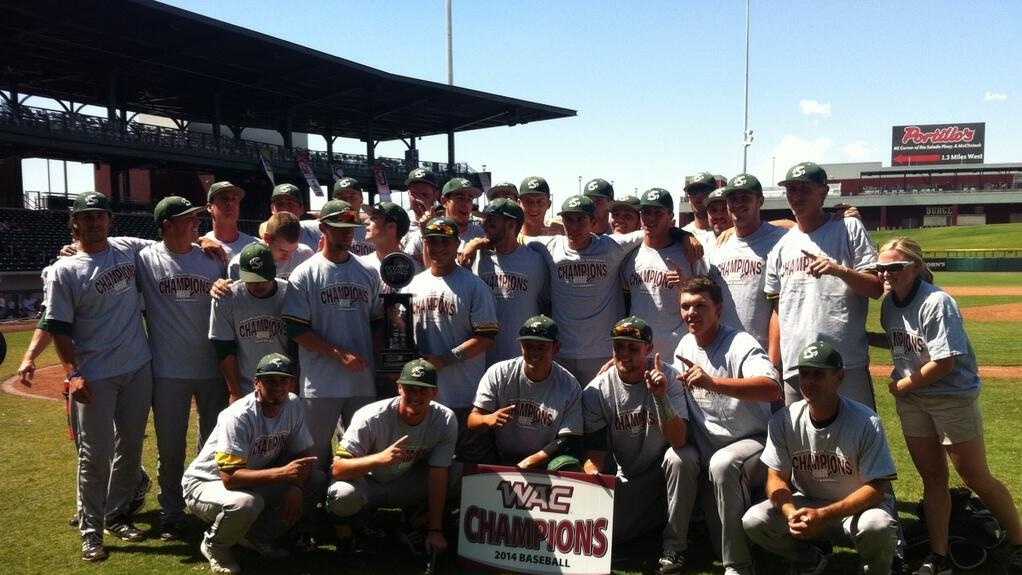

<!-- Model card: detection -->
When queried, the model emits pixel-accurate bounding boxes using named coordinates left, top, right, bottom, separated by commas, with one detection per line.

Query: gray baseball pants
left=558, top=356, right=612, bottom=388
left=698, top=437, right=767, bottom=571
left=75, top=363, right=153, bottom=537
left=304, top=397, right=374, bottom=471
left=326, top=462, right=461, bottom=518
left=784, top=366, right=877, bottom=411
left=742, top=495, right=898, bottom=574
left=184, top=469, right=327, bottom=547
left=153, top=376, right=228, bottom=521
left=613, top=445, right=701, bottom=553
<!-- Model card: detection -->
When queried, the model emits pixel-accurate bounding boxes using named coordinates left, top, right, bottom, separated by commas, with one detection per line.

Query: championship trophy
left=378, top=252, right=419, bottom=376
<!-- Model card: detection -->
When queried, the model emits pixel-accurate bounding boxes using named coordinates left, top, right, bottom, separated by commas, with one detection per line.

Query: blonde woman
left=873, top=237, right=1021, bottom=575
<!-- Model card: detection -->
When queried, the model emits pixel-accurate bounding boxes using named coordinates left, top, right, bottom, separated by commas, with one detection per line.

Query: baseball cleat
left=81, top=533, right=108, bottom=562
left=105, top=519, right=146, bottom=542
left=201, top=539, right=241, bottom=574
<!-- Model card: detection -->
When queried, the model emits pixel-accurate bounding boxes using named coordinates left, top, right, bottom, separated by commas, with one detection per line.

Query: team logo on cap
left=792, top=164, right=807, bottom=178
left=410, top=365, right=426, bottom=378
left=181, top=199, right=193, bottom=207
left=802, top=345, right=820, bottom=360
left=340, top=178, right=355, bottom=187
left=732, top=175, right=748, bottom=187
left=527, top=179, right=541, bottom=190
left=567, top=197, right=582, bottom=208
left=529, top=320, right=544, bottom=329
left=643, top=189, right=662, bottom=201
left=85, top=195, right=99, bottom=206
left=586, top=181, right=599, bottom=192
left=412, top=169, right=426, bottom=179
left=249, top=256, right=264, bottom=270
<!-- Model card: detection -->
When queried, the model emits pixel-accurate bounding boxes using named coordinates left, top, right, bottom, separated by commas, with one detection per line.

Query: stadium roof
left=1, top=0, right=576, bottom=142
left=860, top=163, right=1022, bottom=176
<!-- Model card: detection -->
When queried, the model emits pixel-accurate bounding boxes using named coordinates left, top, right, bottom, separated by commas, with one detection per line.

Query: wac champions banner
left=891, top=123, right=985, bottom=166
left=458, top=465, right=616, bottom=574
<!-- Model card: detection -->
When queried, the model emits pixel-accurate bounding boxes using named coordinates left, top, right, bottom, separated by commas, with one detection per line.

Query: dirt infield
left=0, top=320, right=37, bottom=333
left=870, top=364, right=1022, bottom=379
left=964, top=302, right=1022, bottom=322
left=2, top=365, right=63, bottom=402
left=944, top=286, right=1022, bottom=297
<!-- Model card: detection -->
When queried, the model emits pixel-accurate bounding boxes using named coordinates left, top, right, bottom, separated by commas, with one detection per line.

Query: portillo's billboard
left=458, top=465, right=616, bottom=574
left=891, top=123, right=985, bottom=166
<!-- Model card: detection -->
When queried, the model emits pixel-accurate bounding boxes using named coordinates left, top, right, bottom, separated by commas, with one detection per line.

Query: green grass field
left=1, top=271, right=1019, bottom=574
left=871, top=222, right=1022, bottom=252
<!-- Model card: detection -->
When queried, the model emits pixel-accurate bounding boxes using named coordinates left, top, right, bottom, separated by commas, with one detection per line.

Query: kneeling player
left=582, top=316, right=700, bottom=575
left=468, top=315, right=583, bottom=469
left=326, top=359, right=457, bottom=556
left=742, top=343, right=898, bottom=574
left=182, top=353, right=324, bottom=574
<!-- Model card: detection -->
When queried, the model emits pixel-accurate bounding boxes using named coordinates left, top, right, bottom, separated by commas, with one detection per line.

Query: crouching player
left=742, top=342, right=899, bottom=574
left=182, top=353, right=325, bottom=574
left=326, top=358, right=458, bottom=556
left=582, top=316, right=700, bottom=574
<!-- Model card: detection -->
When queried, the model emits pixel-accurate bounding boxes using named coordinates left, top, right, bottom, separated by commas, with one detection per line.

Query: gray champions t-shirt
left=881, top=280, right=980, bottom=396
left=761, top=397, right=897, bottom=503
left=299, top=219, right=322, bottom=252
left=713, top=222, right=788, bottom=348
left=43, top=237, right=152, bottom=381
left=338, top=397, right=457, bottom=484
left=583, top=363, right=689, bottom=478
left=529, top=232, right=643, bottom=360
left=474, top=357, right=583, bottom=462
left=764, top=218, right=877, bottom=379
left=402, top=266, right=499, bottom=409
left=137, top=242, right=225, bottom=379
left=621, top=240, right=708, bottom=359
left=227, top=243, right=315, bottom=281
left=202, top=230, right=258, bottom=261
left=282, top=252, right=383, bottom=398
left=673, top=325, right=780, bottom=454
left=403, top=220, right=486, bottom=263
left=182, top=392, right=313, bottom=487
left=208, top=279, right=290, bottom=390
left=472, top=244, right=550, bottom=364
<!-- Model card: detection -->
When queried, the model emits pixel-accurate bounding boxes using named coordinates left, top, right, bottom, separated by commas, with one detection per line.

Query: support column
left=446, top=129, right=455, bottom=174
left=951, top=204, right=959, bottom=226
left=212, top=92, right=222, bottom=148
left=879, top=205, right=888, bottom=229
left=366, top=138, right=376, bottom=205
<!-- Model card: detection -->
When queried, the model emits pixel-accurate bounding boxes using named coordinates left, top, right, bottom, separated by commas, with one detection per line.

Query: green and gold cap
left=317, top=199, right=364, bottom=228
left=271, top=183, right=302, bottom=202
left=611, top=315, right=653, bottom=343
left=366, top=201, right=411, bottom=238
left=405, top=168, right=437, bottom=188
left=610, top=195, right=640, bottom=212
left=397, top=358, right=438, bottom=388
left=518, top=315, right=558, bottom=342
left=441, top=177, right=481, bottom=199
left=332, top=177, right=364, bottom=197
left=684, top=172, right=717, bottom=194
left=422, top=216, right=460, bottom=239
left=154, top=196, right=204, bottom=227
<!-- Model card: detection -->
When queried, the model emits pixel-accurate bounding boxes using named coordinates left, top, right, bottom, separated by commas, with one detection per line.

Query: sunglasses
left=873, top=261, right=913, bottom=273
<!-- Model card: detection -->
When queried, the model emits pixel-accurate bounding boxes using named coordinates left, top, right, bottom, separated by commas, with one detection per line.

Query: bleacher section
left=0, top=208, right=263, bottom=272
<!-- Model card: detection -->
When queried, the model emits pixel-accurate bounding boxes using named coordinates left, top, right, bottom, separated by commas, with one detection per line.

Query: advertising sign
left=373, top=164, right=392, bottom=202
left=891, top=123, right=985, bottom=165
left=458, top=465, right=616, bottom=574
left=295, top=149, right=323, bottom=196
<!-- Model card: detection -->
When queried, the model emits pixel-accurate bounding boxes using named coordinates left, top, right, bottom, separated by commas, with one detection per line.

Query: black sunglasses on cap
left=873, top=261, right=913, bottom=273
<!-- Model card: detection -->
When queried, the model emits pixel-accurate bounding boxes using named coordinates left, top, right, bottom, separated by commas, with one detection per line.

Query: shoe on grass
left=201, top=539, right=240, bottom=574
left=658, top=549, right=686, bottom=574
left=105, top=518, right=146, bottom=542
left=81, top=532, right=108, bottom=562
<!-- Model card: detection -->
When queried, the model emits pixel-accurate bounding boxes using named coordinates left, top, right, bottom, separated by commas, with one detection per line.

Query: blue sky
left=22, top=0, right=1021, bottom=208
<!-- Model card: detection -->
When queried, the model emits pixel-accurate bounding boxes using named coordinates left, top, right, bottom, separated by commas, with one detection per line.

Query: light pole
left=741, top=0, right=753, bottom=172
left=446, top=0, right=453, bottom=86
left=577, top=176, right=582, bottom=194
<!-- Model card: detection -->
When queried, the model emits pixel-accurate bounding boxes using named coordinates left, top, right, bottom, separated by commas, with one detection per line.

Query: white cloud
left=843, top=140, right=872, bottom=161
left=799, top=99, right=832, bottom=117
left=984, top=91, right=1008, bottom=102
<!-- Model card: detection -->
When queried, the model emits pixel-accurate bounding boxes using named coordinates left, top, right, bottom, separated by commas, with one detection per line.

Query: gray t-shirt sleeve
left=208, top=295, right=236, bottom=342
left=664, top=366, right=690, bottom=421
left=763, top=244, right=781, bottom=296
left=282, top=272, right=311, bottom=323
left=858, top=415, right=898, bottom=483
left=582, top=384, right=608, bottom=434
left=761, top=411, right=790, bottom=474
left=846, top=219, right=878, bottom=271
left=920, top=294, right=969, bottom=361
left=339, top=409, right=373, bottom=458
left=216, top=411, right=253, bottom=459
left=43, top=266, right=75, bottom=324
left=737, top=337, right=781, bottom=382
left=473, top=364, right=500, bottom=412
left=428, top=411, right=458, bottom=468
left=469, top=278, right=499, bottom=333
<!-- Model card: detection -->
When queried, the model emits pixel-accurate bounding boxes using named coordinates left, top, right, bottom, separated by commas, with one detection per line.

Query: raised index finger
left=674, top=354, right=694, bottom=368
left=393, top=434, right=410, bottom=447
left=654, top=353, right=663, bottom=372
left=800, top=249, right=818, bottom=259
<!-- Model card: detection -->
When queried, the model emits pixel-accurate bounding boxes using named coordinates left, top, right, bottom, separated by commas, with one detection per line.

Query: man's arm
left=765, top=467, right=798, bottom=521
left=331, top=435, right=413, bottom=480
left=215, top=350, right=245, bottom=403
left=287, top=319, right=368, bottom=371
left=424, top=335, right=494, bottom=370
left=767, top=299, right=781, bottom=368
left=815, top=480, right=888, bottom=521
left=582, top=448, right=607, bottom=476
left=518, top=433, right=583, bottom=470
left=18, top=328, right=55, bottom=385
left=426, top=466, right=449, bottom=533
left=220, top=455, right=319, bottom=490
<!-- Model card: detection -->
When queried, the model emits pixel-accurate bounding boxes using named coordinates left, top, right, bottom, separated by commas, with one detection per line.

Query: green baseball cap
left=547, top=455, right=582, bottom=472
left=422, top=216, right=460, bottom=239
left=558, top=194, right=596, bottom=217
left=722, top=173, right=763, bottom=197
left=518, top=315, right=558, bottom=342
left=583, top=178, right=614, bottom=200
left=366, top=201, right=411, bottom=238
left=154, top=196, right=205, bottom=228
left=397, top=358, right=438, bottom=388
left=271, top=183, right=302, bottom=202
left=610, top=195, right=641, bottom=213
left=72, top=192, right=112, bottom=214
left=519, top=176, right=550, bottom=196
left=332, top=177, right=364, bottom=198
left=441, top=177, right=481, bottom=199
left=779, top=162, right=828, bottom=188
left=684, top=172, right=717, bottom=194
left=611, top=316, right=653, bottom=343
left=705, top=189, right=726, bottom=206
left=239, top=243, right=276, bottom=283
left=482, top=198, right=524, bottom=221
left=405, top=167, right=437, bottom=188
left=487, top=182, right=519, bottom=200
left=639, top=187, right=674, bottom=212
left=207, top=181, right=245, bottom=203
left=795, top=341, right=844, bottom=370
left=317, top=199, right=364, bottom=228
left=255, top=353, right=296, bottom=378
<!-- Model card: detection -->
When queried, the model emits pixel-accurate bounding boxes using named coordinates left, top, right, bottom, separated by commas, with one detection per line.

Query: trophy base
left=379, top=350, right=420, bottom=374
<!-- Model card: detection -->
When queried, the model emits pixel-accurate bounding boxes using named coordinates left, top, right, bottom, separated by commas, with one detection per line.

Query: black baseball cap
left=482, top=198, right=525, bottom=221
left=705, top=189, right=726, bottom=206
left=639, top=188, right=674, bottom=212
left=779, top=162, right=828, bottom=188
left=558, top=195, right=596, bottom=217
left=487, top=182, right=519, bottom=200
left=583, top=178, right=614, bottom=200
left=722, top=174, right=764, bottom=197
left=611, top=316, right=653, bottom=344
left=317, top=200, right=363, bottom=228
left=72, top=192, right=112, bottom=214
left=441, top=177, right=481, bottom=199
left=366, top=201, right=411, bottom=238
left=332, top=177, right=364, bottom=198
left=796, top=341, right=844, bottom=370
left=519, top=176, right=550, bottom=197
left=154, top=196, right=205, bottom=227
left=239, top=243, right=276, bottom=283
left=271, top=183, right=302, bottom=202
left=518, top=315, right=558, bottom=342
left=255, top=353, right=297, bottom=378
left=684, top=172, right=717, bottom=194
left=397, top=358, right=438, bottom=388
left=405, top=168, right=438, bottom=188
left=610, top=195, right=640, bottom=213
left=207, top=181, right=245, bottom=203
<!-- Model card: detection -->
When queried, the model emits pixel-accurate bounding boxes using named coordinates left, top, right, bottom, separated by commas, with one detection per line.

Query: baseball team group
left=16, top=162, right=1022, bottom=575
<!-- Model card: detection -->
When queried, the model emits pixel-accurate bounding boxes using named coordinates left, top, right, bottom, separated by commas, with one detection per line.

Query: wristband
left=652, top=395, right=677, bottom=424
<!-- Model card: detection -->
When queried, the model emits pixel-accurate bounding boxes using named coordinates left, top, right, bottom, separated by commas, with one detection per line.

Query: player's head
left=609, top=195, right=640, bottom=234
left=487, top=182, right=519, bottom=203
left=254, top=353, right=296, bottom=409
left=262, top=211, right=302, bottom=264
left=206, top=181, right=244, bottom=225
left=705, top=189, right=733, bottom=235
left=365, top=201, right=410, bottom=246
left=877, top=236, right=933, bottom=291
left=331, top=177, right=365, bottom=212
left=683, top=172, right=717, bottom=218
left=583, top=178, right=614, bottom=224
left=779, top=162, right=829, bottom=220
left=396, top=359, right=439, bottom=417
left=69, top=192, right=113, bottom=245
left=406, top=168, right=439, bottom=213
left=795, top=342, right=844, bottom=403
left=239, top=242, right=277, bottom=296
left=270, top=183, right=305, bottom=217
left=317, top=199, right=363, bottom=253
left=441, top=178, right=481, bottom=225
left=482, top=198, right=525, bottom=245
left=638, top=188, right=675, bottom=237
left=519, top=177, right=552, bottom=222
left=517, top=315, right=560, bottom=372
left=155, top=196, right=204, bottom=243
left=558, top=195, right=597, bottom=243
left=611, top=316, right=653, bottom=380
left=422, top=217, right=460, bottom=268
left=679, top=276, right=723, bottom=338
left=722, top=174, right=765, bottom=231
